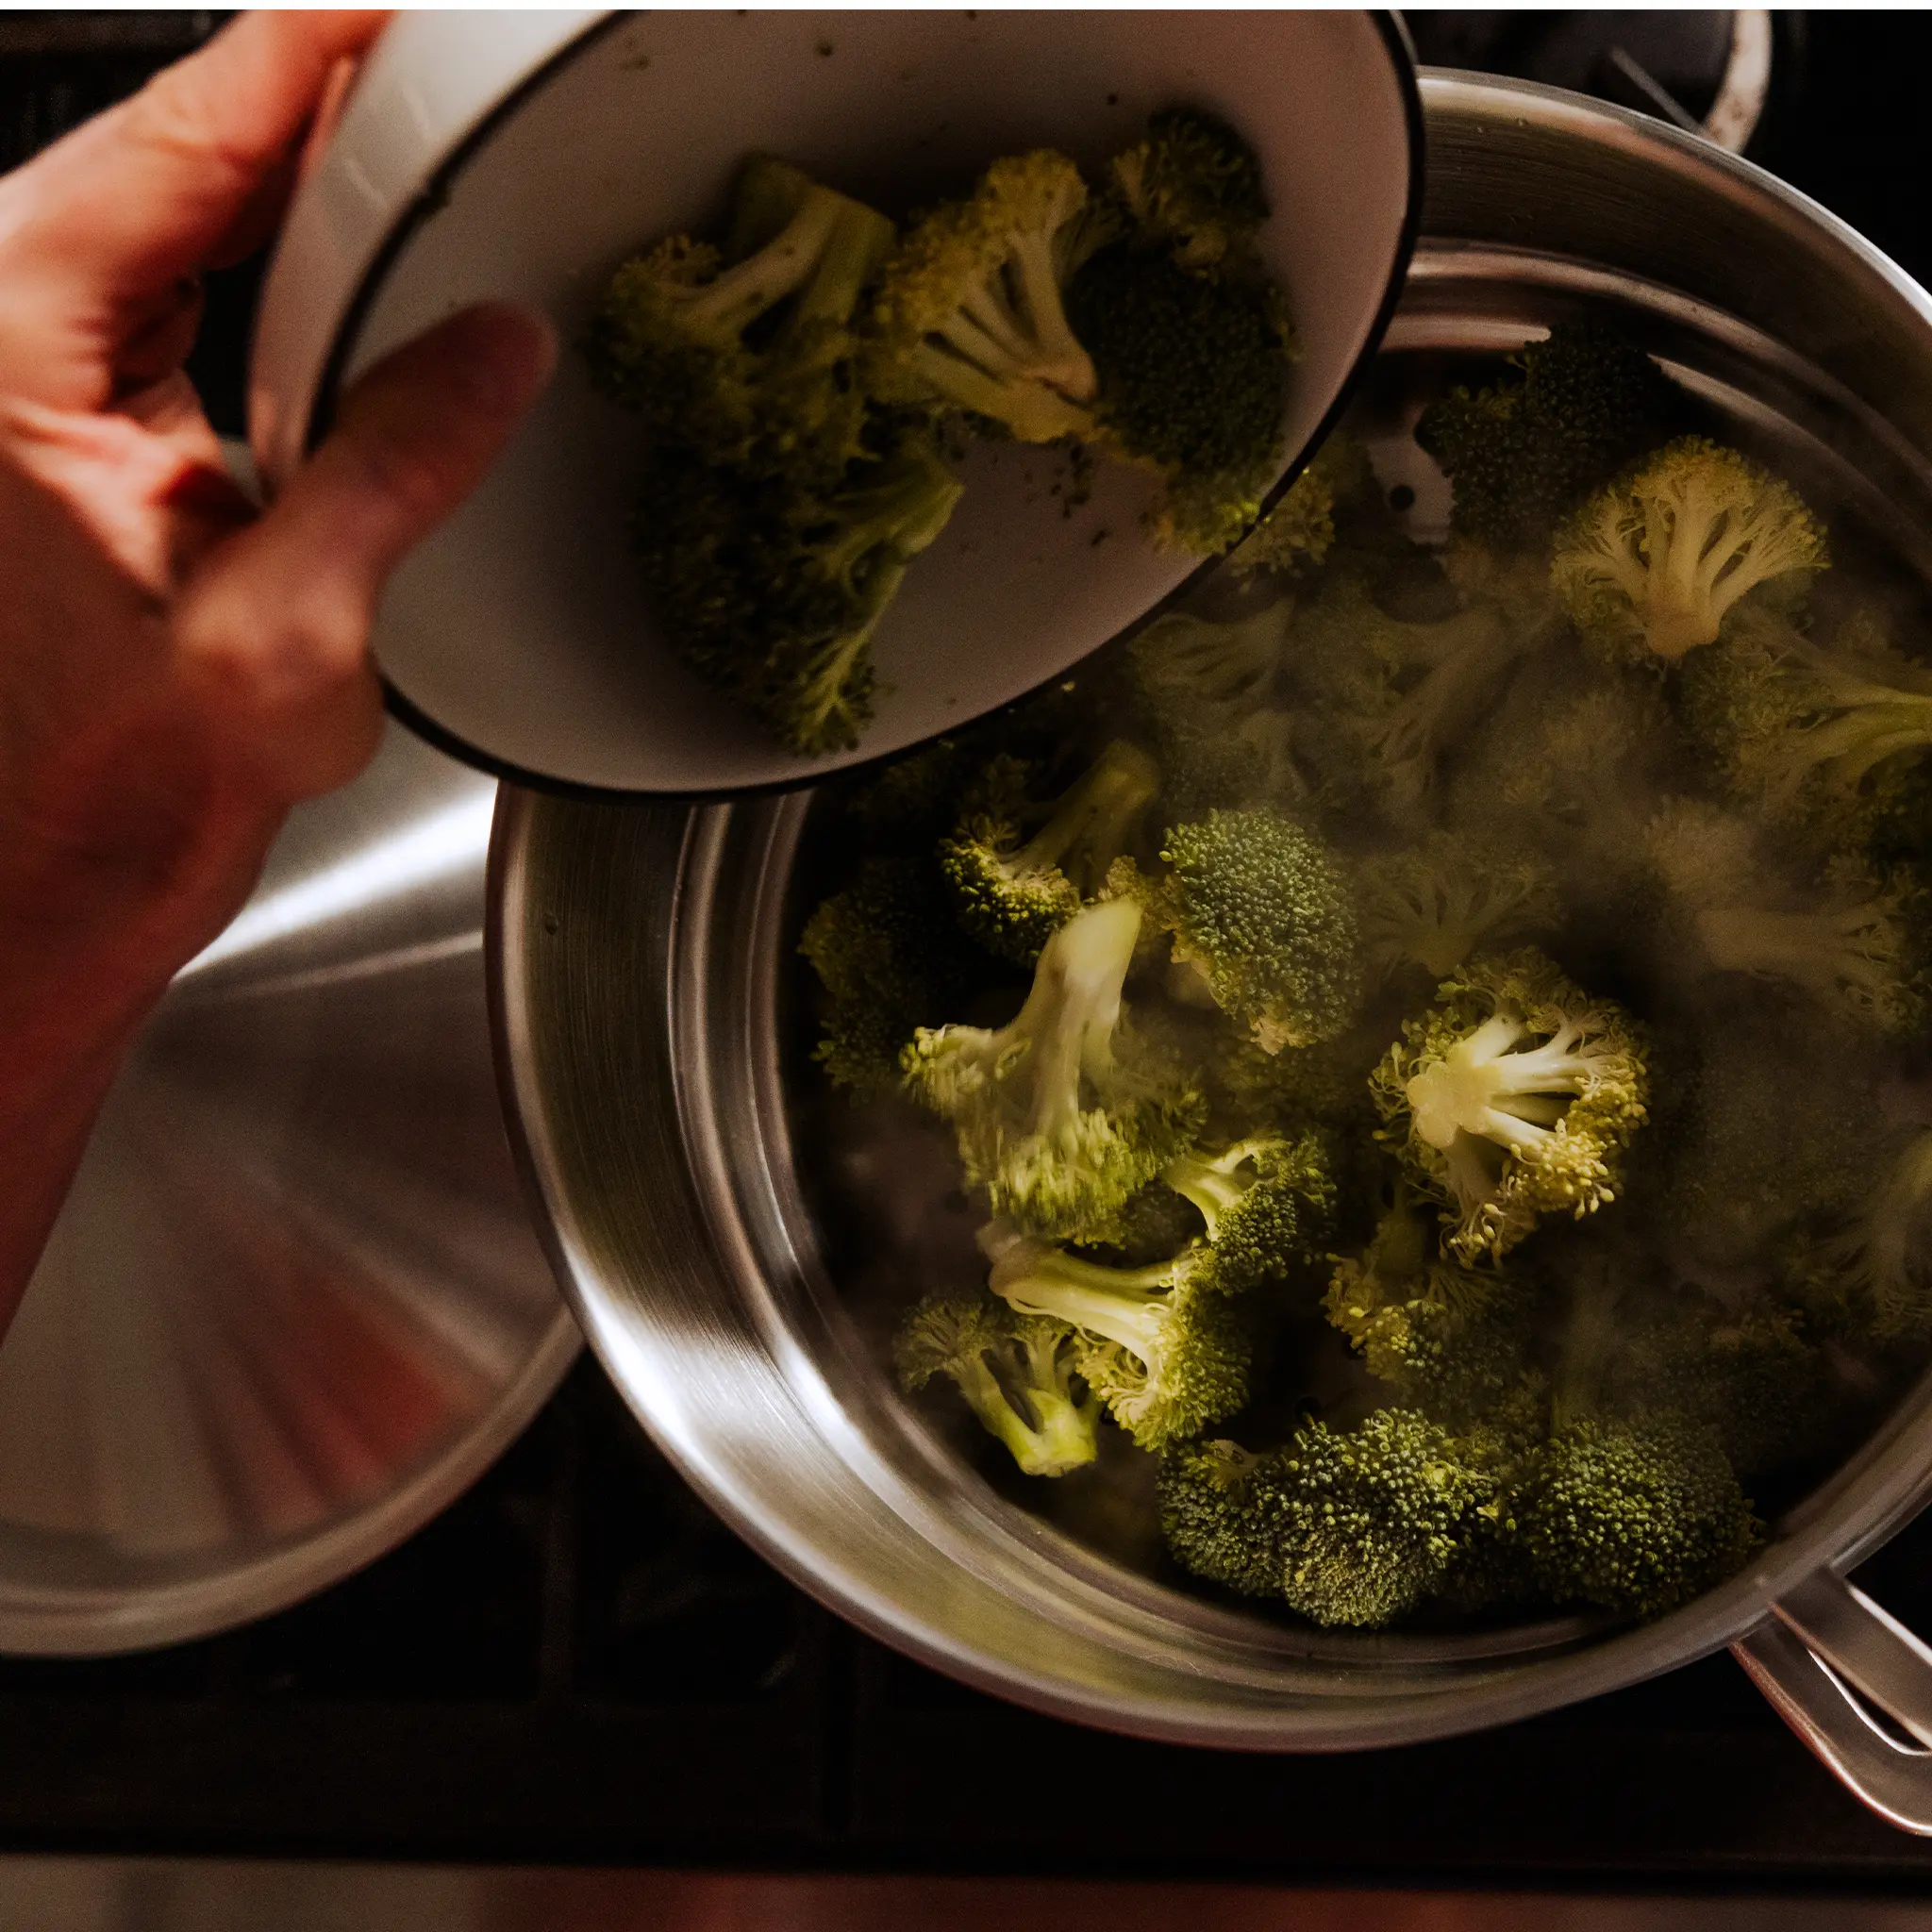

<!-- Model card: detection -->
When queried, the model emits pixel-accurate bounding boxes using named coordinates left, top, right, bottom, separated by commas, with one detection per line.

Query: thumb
left=179, top=302, right=555, bottom=800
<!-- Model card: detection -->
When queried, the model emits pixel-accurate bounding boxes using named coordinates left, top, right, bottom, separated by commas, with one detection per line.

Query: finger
left=176, top=302, right=554, bottom=799
left=5, top=12, right=388, bottom=308
left=112, top=277, right=204, bottom=397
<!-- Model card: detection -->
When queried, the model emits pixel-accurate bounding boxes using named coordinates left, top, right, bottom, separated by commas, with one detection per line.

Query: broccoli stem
left=1695, top=904, right=1901, bottom=1001
left=992, top=1245, right=1177, bottom=1368
left=1406, top=1012, right=1589, bottom=1155
left=1776, top=642, right=1932, bottom=790
left=1007, top=898, right=1141, bottom=1149
left=673, top=186, right=852, bottom=347
left=906, top=340, right=1096, bottom=441
left=950, top=1346, right=1093, bottom=1477
left=1005, top=228, right=1098, bottom=398
left=1006, top=741, right=1159, bottom=897
left=1004, top=1324, right=1101, bottom=1474
left=812, top=447, right=965, bottom=591
left=1162, top=1141, right=1268, bottom=1239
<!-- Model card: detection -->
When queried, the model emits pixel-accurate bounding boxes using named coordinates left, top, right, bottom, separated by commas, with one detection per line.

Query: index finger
left=5, top=12, right=389, bottom=304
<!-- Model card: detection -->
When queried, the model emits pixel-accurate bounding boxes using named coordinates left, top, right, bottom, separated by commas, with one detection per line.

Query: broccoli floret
left=1156, top=1438, right=1288, bottom=1594
left=1790, top=1128, right=1932, bottom=1342
left=1106, top=106, right=1271, bottom=273
left=1512, top=1415, right=1758, bottom=1618
left=1649, top=1011, right=1900, bottom=1282
left=1356, top=832, right=1561, bottom=982
left=1371, top=949, right=1650, bottom=1264
left=1160, top=1132, right=1335, bottom=1293
left=589, top=155, right=896, bottom=471
left=1641, top=799, right=1926, bottom=1032
left=1414, top=321, right=1684, bottom=550
left=1158, top=1412, right=1492, bottom=1627
left=1066, top=240, right=1290, bottom=554
left=1552, top=438, right=1827, bottom=663
left=1075, top=1178, right=1206, bottom=1266
left=594, top=158, right=969, bottom=756
left=985, top=1226, right=1250, bottom=1449
left=801, top=854, right=967, bottom=1096
left=1292, top=572, right=1554, bottom=817
left=1132, top=808, right=1360, bottom=1053
left=633, top=428, right=964, bottom=756
left=1126, top=605, right=1308, bottom=814
left=1071, top=108, right=1290, bottom=555
left=1614, top=1290, right=1834, bottom=1476
left=1226, top=458, right=1336, bottom=577
left=1682, top=606, right=1932, bottom=857
left=1324, top=1190, right=1545, bottom=1429
left=868, top=150, right=1103, bottom=442
left=1208, top=1030, right=1381, bottom=1142
left=1129, top=604, right=1292, bottom=708
left=939, top=741, right=1160, bottom=964
left=895, top=1291, right=1099, bottom=1477
left=1449, top=675, right=1669, bottom=863
left=903, top=900, right=1205, bottom=1240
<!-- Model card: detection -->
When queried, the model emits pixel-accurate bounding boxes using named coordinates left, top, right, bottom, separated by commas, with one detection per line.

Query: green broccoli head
left=1107, top=105, right=1270, bottom=273
left=1160, top=1412, right=1492, bottom=1628
left=867, top=150, right=1103, bottom=442
left=1226, top=458, right=1336, bottom=578
left=1324, top=1190, right=1546, bottom=1430
left=986, top=1226, right=1250, bottom=1450
left=1648, top=1009, right=1898, bottom=1281
left=1512, top=1415, right=1758, bottom=1619
left=895, top=1291, right=1099, bottom=1477
left=1356, top=831, right=1561, bottom=982
left=1270, top=1409, right=1496, bottom=1628
left=1066, top=240, right=1290, bottom=555
left=1160, top=1132, right=1335, bottom=1294
left=801, top=854, right=968, bottom=1096
left=1141, top=808, right=1361, bottom=1054
left=938, top=741, right=1160, bottom=965
left=1552, top=438, right=1827, bottom=663
left=1371, top=948, right=1650, bottom=1264
left=1612, top=1290, right=1836, bottom=1478
left=903, top=900, right=1205, bottom=1240
left=633, top=428, right=964, bottom=757
left=590, top=156, right=895, bottom=474
left=1157, top=1438, right=1288, bottom=1595
left=1414, top=320, right=1684, bottom=551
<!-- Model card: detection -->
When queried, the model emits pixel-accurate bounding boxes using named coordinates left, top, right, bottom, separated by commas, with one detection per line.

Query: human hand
left=0, top=12, right=555, bottom=1307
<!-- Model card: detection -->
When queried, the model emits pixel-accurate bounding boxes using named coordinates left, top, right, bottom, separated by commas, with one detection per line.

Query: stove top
left=9, top=8, right=1932, bottom=1887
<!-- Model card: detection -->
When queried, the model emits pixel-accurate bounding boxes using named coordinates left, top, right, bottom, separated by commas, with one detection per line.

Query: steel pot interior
left=491, top=74, right=1932, bottom=1749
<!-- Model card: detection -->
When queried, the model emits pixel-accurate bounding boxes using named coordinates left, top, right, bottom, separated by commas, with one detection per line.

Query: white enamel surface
left=249, top=10, right=604, bottom=485
left=255, top=10, right=1415, bottom=793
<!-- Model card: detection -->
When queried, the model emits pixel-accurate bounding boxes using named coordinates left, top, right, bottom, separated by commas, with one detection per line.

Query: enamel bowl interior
left=283, top=9, right=1417, bottom=794
left=491, top=76, right=1932, bottom=1749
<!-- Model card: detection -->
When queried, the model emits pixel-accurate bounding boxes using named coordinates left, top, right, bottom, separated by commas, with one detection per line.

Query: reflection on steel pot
left=489, top=75, right=1932, bottom=1825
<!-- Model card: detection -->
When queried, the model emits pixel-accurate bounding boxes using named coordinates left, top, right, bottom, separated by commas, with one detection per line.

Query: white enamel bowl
left=250, top=10, right=1421, bottom=796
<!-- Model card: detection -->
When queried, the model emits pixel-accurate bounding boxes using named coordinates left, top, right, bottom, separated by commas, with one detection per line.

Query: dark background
left=5, top=7, right=1932, bottom=1888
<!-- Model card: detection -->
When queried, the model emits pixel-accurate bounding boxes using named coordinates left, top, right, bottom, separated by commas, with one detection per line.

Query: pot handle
left=1733, top=1570, right=1932, bottom=1833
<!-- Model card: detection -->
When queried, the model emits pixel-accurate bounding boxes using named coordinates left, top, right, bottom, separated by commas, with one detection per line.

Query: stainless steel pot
left=489, top=74, right=1932, bottom=1825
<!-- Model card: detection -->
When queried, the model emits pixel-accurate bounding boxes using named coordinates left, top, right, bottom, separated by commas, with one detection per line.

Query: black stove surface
left=10, top=8, right=1932, bottom=1887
